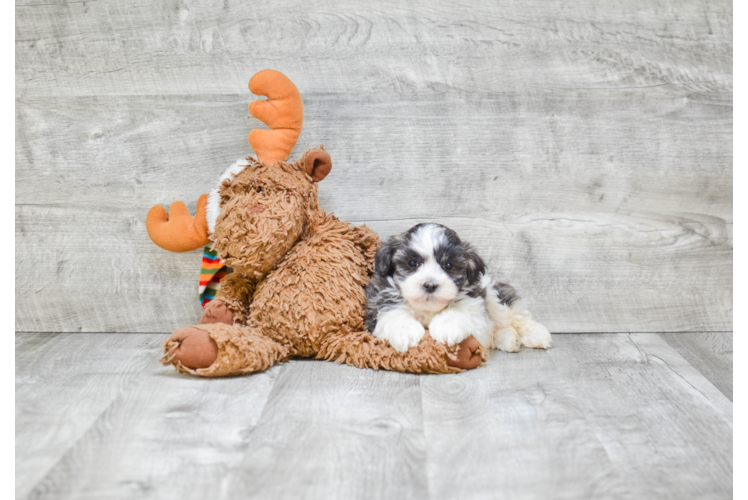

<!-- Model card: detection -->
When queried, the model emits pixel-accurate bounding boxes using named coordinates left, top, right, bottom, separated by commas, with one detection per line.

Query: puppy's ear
left=464, top=244, right=487, bottom=286
left=374, top=238, right=401, bottom=277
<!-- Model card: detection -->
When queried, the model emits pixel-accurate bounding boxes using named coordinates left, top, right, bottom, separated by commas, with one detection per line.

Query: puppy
left=365, top=223, right=552, bottom=354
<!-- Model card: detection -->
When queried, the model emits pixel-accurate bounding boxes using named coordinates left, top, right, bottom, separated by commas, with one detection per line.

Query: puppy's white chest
left=411, top=309, right=439, bottom=328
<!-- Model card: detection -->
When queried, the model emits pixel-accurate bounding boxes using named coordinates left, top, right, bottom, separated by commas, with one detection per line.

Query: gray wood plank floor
left=16, top=333, right=732, bottom=500
left=659, top=332, right=732, bottom=401
left=15, top=0, right=732, bottom=334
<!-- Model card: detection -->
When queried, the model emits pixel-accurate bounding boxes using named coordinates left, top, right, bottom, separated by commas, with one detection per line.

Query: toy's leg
left=161, top=323, right=289, bottom=377
left=204, top=273, right=256, bottom=325
left=317, top=329, right=484, bottom=374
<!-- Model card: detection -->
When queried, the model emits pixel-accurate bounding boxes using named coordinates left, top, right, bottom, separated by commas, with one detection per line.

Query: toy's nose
left=423, top=282, right=438, bottom=293
left=248, top=204, right=264, bottom=214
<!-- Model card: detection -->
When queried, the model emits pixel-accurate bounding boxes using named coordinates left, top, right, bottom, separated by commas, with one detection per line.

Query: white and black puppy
left=365, top=223, right=552, bottom=353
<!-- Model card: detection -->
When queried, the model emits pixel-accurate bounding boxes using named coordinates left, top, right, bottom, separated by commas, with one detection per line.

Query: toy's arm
left=316, top=330, right=484, bottom=374
left=208, top=273, right=257, bottom=325
left=162, top=326, right=482, bottom=377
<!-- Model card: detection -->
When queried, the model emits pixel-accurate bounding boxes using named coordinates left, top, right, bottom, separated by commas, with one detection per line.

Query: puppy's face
left=375, top=223, right=485, bottom=313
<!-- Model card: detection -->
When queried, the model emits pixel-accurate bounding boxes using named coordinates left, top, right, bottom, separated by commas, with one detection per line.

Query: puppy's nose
left=423, top=282, right=438, bottom=294
left=248, top=204, right=264, bottom=214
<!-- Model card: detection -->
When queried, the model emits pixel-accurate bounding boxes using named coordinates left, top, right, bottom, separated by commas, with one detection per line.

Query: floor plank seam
left=545, top=348, right=629, bottom=481
left=646, top=352, right=732, bottom=421
left=416, top=376, right=437, bottom=500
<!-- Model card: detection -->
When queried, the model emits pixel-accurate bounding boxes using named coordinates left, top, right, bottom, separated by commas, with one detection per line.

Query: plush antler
left=248, top=69, right=304, bottom=165
left=146, top=194, right=209, bottom=252
left=146, top=70, right=302, bottom=252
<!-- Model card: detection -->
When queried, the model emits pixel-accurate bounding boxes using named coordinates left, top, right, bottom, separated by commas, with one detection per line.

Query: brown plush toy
left=146, top=69, right=483, bottom=376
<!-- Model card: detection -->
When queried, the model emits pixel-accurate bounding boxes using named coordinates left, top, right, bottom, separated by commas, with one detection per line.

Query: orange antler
left=146, top=194, right=209, bottom=252
left=248, top=70, right=304, bottom=165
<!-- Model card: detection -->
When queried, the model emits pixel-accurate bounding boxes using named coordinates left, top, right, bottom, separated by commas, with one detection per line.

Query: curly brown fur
left=212, top=156, right=315, bottom=278
left=162, top=148, right=481, bottom=376
left=210, top=273, right=254, bottom=324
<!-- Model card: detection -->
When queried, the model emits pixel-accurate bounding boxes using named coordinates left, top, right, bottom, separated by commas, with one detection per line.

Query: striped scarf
left=199, top=246, right=228, bottom=308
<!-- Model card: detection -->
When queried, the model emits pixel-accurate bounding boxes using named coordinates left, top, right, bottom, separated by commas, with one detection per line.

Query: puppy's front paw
left=520, top=321, right=553, bottom=349
left=374, top=315, right=426, bottom=353
left=429, top=312, right=471, bottom=346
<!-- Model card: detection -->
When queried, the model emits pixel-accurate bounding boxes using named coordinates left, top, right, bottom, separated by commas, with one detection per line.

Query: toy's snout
left=212, top=182, right=306, bottom=278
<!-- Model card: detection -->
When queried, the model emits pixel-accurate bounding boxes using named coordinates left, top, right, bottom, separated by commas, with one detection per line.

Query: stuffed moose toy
left=146, top=70, right=483, bottom=376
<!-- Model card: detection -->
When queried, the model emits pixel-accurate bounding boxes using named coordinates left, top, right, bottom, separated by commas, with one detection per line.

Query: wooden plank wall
left=15, top=0, right=732, bottom=333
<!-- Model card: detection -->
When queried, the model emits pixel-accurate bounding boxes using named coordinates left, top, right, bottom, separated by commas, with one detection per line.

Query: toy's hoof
left=166, top=327, right=218, bottom=369
left=199, top=299, right=235, bottom=325
left=445, top=336, right=482, bottom=370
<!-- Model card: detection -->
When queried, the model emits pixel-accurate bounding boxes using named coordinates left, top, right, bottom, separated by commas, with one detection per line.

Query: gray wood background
left=15, top=0, right=732, bottom=334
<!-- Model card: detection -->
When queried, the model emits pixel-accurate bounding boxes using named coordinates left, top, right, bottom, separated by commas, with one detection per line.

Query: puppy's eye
left=409, top=260, right=419, bottom=268
left=256, top=186, right=263, bottom=193
left=444, top=262, right=453, bottom=270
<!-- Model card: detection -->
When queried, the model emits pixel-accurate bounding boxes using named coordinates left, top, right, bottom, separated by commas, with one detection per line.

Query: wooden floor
left=16, top=332, right=732, bottom=500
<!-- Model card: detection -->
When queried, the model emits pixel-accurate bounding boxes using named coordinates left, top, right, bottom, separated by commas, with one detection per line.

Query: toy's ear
left=304, top=146, right=332, bottom=182
left=374, top=238, right=401, bottom=277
